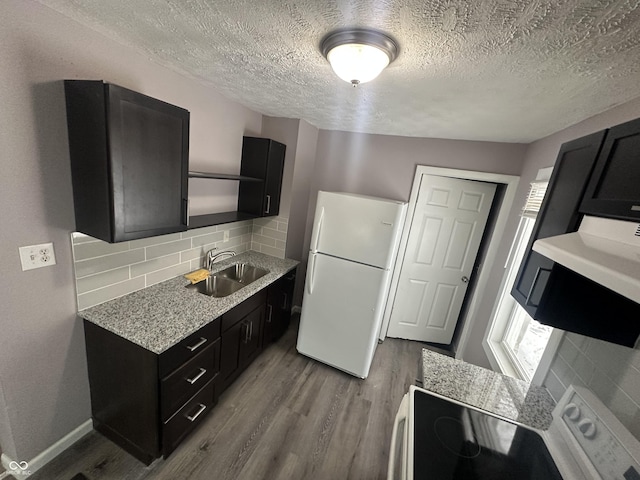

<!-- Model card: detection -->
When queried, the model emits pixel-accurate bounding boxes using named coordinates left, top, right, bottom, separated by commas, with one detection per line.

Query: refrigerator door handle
left=308, top=253, right=317, bottom=295
left=311, top=207, right=324, bottom=252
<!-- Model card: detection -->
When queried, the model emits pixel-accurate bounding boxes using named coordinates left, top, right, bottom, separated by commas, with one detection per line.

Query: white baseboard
left=1, top=419, right=92, bottom=476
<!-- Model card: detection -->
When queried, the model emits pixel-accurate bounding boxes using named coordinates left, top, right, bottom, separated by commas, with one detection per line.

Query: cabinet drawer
left=159, top=318, right=220, bottom=378
left=160, top=339, right=219, bottom=421
left=162, top=379, right=215, bottom=457
left=221, top=289, right=266, bottom=332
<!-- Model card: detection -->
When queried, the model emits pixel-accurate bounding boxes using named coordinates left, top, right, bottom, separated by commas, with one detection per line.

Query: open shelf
left=188, top=211, right=258, bottom=229
left=188, top=171, right=262, bottom=182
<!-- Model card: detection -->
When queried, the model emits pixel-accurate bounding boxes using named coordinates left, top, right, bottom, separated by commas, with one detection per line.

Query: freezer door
left=310, top=191, right=407, bottom=269
left=297, top=253, right=390, bottom=378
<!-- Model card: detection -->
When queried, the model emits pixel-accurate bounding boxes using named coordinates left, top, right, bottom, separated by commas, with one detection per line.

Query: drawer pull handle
left=186, top=368, right=207, bottom=385
left=186, top=337, right=207, bottom=352
left=186, top=403, right=207, bottom=422
left=267, top=304, right=273, bottom=323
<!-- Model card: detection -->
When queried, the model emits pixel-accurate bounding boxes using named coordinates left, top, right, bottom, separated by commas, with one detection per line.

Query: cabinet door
left=219, top=319, right=245, bottom=392
left=511, top=131, right=605, bottom=317
left=238, top=137, right=286, bottom=217
left=264, top=278, right=284, bottom=344
left=265, top=271, right=296, bottom=343
left=240, top=305, right=265, bottom=366
left=107, top=84, right=189, bottom=241
left=264, top=141, right=285, bottom=216
left=65, top=81, right=190, bottom=243
left=580, top=117, right=640, bottom=221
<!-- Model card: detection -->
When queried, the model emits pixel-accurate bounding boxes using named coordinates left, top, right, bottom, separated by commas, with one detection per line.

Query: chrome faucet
left=205, top=249, right=236, bottom=272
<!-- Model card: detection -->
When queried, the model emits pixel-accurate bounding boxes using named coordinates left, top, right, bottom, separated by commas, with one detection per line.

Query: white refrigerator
left=297, top=191, right=407, bottom=378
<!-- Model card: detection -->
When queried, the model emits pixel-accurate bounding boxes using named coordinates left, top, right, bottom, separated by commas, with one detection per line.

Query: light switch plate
left=223, top=230, right=230, bottom=242
left=19, top=242, right=57, bottom=271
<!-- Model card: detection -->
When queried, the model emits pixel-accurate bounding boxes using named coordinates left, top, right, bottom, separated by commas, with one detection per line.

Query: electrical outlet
left=223, top=230, right=230, bottom=242
left=19, top=242, right=57, bottom=271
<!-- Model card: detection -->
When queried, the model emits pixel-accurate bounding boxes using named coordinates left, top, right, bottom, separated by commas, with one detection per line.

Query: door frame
left=379, top=166, right=520, bottom=362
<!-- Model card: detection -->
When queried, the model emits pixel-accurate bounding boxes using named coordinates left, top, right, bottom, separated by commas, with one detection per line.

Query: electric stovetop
left=413, top=389, right=562, bottom=479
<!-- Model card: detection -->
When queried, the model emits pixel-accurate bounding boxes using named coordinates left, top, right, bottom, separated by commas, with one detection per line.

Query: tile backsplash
left=72, top=216, right=288, bottom=310
left=544, top=331, right=640, bottom=439
left=251, top=216, right=288, bottom=257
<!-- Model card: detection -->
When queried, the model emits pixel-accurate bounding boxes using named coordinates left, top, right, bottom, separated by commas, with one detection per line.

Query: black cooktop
left=413, top=390, right=563, bottom=479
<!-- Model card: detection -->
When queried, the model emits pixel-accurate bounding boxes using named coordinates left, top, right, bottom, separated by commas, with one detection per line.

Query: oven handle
left=388, top=392, right=409, bottom=480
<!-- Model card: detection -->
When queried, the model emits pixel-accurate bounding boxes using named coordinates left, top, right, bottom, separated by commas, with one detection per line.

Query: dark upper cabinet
left=580, top=117, right=640, bottom=222
left=238, top=137, right=286, bottom=217
left=65, top=80, right=189, bottom=242
left=511, top=131, right=605, bottom=317
left=536, top=265, right=640, bottom=348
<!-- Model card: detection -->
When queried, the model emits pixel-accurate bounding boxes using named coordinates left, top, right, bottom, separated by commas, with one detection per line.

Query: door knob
left=461, top=276, right=469, bottom=283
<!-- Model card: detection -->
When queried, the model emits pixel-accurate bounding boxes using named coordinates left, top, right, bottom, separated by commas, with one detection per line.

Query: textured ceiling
left=37, top=0, right=640, bottom=142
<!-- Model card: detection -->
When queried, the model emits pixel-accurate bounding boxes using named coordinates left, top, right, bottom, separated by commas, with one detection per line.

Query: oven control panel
left=559, top=387, right=640, bottom=479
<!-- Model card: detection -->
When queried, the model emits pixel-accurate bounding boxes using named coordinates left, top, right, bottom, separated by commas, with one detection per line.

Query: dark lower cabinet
left=264, top=269, right=296, bottom=343
left=83, top=318, right=220, bottom=465
left=219, top=290, right=267, bottom=392
left=511, top=131, right=605, bottom=317
left=84, top=275, right=293, bottom=464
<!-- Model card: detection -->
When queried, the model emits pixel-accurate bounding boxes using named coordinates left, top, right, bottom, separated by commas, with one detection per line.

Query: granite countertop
left=421, top=349, right=556, bottom=430
left=78, top=251, right=298, bottom=355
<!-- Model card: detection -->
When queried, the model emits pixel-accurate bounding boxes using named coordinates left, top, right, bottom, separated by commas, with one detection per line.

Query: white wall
left=0, top=0, right=262, bottom=461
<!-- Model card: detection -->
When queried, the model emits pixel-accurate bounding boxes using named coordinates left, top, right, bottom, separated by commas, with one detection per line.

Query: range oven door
left=388, top=392, right=409, bottom=480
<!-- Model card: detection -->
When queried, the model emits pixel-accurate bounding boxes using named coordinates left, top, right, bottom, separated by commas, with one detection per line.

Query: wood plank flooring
left=28, top=320, right=425, bottom=480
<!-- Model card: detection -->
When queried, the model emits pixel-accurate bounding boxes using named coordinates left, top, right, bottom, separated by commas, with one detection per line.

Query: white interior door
left=387, top=175, right=497, bottom=344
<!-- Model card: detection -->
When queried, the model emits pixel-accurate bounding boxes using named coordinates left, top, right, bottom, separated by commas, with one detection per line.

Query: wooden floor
left=27, top=321, right=425, bottom=480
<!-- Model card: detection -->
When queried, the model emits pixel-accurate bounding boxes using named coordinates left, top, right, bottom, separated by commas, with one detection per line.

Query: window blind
left=521, top=181, right=548, bottom=218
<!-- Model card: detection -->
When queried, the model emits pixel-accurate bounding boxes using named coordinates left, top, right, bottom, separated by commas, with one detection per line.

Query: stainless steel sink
left=186, top=263, right=269, bottom=297
left=215, top=263, right=269, bottom=284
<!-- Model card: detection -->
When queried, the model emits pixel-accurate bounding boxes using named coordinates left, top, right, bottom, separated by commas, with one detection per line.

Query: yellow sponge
left=184, top=268, right=210, bottom=284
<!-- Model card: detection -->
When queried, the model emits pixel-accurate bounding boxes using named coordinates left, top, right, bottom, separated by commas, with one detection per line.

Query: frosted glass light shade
left=321, top=29, right=398, bottom=87
left=326, top=43, right=390, bottom=85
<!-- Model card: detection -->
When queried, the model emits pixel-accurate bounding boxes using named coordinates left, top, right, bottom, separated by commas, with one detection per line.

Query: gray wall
left=0, top=0, right=262, bottom=461
left=462, top=95, right=640, bottom=369
left=312, top=130, right=526, bottom=201
left=298, top=130, right=529, bottom=348
left=261, top=117, right=319, bottom=305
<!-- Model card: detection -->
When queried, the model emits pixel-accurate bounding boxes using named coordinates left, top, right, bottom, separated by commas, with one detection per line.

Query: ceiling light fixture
left=321, top=29, right=399, bottom=87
